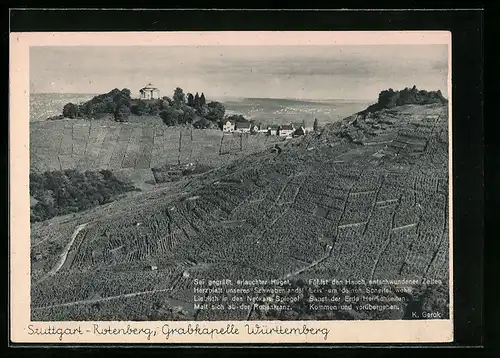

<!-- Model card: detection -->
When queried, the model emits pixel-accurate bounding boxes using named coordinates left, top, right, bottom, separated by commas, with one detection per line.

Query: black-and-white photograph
left=29, top=41, right=450, bottom=322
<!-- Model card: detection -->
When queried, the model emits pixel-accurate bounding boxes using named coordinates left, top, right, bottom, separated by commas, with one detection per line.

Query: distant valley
left=30, top=93, right=371, bottom=127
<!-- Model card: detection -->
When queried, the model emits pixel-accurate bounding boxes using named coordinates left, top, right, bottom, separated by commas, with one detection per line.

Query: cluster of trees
left=130, top=98, right=168, bottom=116
left=62, top=88, right=132, bottom=122
left=159, top=87, right=225, bottom=129
left=30, top=169, right=140, bottom=222
left=364, top=86, right=448, bottom=113
left=60, top=87, right=227, bottom=129
left=186, top=92, right=206, bottom=108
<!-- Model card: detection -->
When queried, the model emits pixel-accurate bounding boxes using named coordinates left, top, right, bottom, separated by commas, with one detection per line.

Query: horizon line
left=30, top=92, right=375, bottom=102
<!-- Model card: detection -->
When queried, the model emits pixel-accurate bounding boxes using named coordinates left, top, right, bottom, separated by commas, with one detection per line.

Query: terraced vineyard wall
left=30, top=121, right=284, bottom=173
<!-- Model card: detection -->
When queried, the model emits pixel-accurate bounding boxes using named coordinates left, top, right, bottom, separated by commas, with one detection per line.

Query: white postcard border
left=10, top=31, right=453, bottom=344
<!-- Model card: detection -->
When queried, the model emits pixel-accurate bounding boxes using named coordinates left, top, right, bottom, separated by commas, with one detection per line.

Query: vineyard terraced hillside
left=30, top=121, right=284, bottom=172
left=31, top=103, right=449, bottom=321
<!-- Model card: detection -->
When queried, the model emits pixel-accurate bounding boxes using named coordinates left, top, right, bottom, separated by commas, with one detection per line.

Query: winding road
left=36, top=222, right=88, bottom=284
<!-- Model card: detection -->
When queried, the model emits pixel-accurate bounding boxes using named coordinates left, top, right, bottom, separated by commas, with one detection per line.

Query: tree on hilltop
left=114, top=104, right=131, bottom=122
left=160, top=106, right=183, bottom=126
left=200, top=93, right=206, bottom=106
left=179, top=105, right=196, bottom=125
left=132, top=99, right=150, bottom=116
left=194, top=92, right=200, bottom=108
left=173, top=87, right=186, bottom=106
left=192, top=117, right=208, bottom=129
left=148, top=101, right=162, bottom=115
left=378, top=89, right=399, bottom=109
left=187, top=93, right=194, bottom=107
left=206, top=101, right=225, bottom=122
left=162, top=96, right=173, bottom=106
left=121, top=88, right=131, bottom=98
left=375, top=86, right=447, bottom=110
left=313, top=118, right=319, bottom=131
left=113, top=88, right=132, bottom=107
left=62, top=103, right=78, bottom=119
left=159, top=99, right=171, bottom=110
left=197, top=105, right=209, bottom=117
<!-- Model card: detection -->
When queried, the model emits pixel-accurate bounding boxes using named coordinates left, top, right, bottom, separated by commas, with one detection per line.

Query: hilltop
left=360, top=86, right=447, bottom=114
left=48, top=87, right=235, bottom=130
left=30, top=91, right=449, bottom=321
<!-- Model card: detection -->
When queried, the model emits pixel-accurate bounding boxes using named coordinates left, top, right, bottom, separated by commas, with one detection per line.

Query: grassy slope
left=31, top=103, right=450, bottom=321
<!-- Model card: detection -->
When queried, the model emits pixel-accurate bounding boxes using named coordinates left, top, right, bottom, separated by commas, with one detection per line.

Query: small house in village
left=220, top=120, right=302, bottom=137
left=250, top=124, right=260, bottom=134
left=234, top=122, right=252, bottom=133
left=279, top=124, right=295, bottom=137
left=267, top=125, right=280, bottom=136
left=139, top=83, right=161, bottom=100
left=222, top=120, right=235, bottom=132
left=293, top=126, right=306, bottom=136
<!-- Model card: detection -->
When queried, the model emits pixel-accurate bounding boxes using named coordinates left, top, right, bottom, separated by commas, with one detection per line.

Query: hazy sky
left=30, top=45, right=448, bottom=100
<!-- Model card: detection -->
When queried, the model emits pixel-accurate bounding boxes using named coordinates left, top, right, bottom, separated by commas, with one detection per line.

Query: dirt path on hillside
left=36, top=223, right=88, bottom=284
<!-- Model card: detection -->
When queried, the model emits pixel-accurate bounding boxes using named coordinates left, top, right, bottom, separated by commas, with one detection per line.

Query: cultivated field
left=30, top=121, right=284, bottom=173
left=30, top=102, right=450, bottom=321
